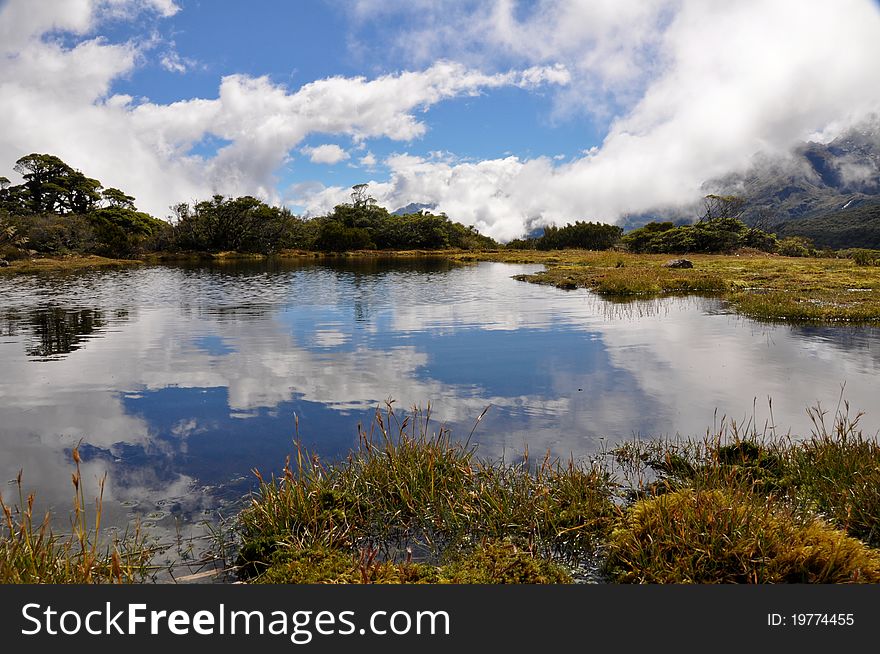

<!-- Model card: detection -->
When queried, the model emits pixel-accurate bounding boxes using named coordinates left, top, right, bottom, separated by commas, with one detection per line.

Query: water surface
left=1, top=259, right=878, bottom=539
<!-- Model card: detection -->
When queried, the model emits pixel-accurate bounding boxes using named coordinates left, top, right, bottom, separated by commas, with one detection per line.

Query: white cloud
left=359, top=151, right=378, bottom=168
left=313, top=0, right=880, bottom=239
left=3, top=0, right=880, bottom=239
left=303, top=144, right=350, bottom=165
left=159, top=43, right=197, bottom=74
left=0, top=0, right=568, bottom=220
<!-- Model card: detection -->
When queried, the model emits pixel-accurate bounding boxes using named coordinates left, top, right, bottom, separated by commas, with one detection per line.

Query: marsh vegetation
left=229, top=400, right=880, bottom=584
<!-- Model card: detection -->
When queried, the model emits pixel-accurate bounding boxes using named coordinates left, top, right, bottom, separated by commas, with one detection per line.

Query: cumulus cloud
left=359, top=151, right=378, bottom=169
left=3, top=0, right=879, bottom=239
left=303, top=144, right=350, bottom=165
left=0, top=0, right=567, bottom=220
left=325, top=0, right=880, bottom=239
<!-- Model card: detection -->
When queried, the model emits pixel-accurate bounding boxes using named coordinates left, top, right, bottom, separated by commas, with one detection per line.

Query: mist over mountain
left=613, top=119, right=880, bottom=249
left=710, top=118, right=880, bottom=224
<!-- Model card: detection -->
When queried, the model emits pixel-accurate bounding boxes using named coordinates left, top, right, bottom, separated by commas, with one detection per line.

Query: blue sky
left=2, top=0, right=879, bottom=239
left=101, top=1, right=593, bottom=198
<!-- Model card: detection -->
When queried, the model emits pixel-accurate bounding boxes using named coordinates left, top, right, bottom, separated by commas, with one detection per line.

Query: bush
left=16, top=213, right=95, bottom=254
left=623, top=218, right=777, bottom=254
left=839, top=248, right=880, bottom=266
left=777, top=236, right=813, bottom=257
left=314, top=221, right=375, bottom=252
left=537, top=221, right=623, bottom=250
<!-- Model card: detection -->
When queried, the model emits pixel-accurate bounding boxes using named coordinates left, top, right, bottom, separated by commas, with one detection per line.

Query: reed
left=0, top=445, right=157, bottom=583
left=236, top=403, right=617, bottom=581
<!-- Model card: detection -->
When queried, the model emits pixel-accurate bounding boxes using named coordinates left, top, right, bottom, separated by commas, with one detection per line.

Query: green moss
left=606, top=488, right=880, bottom=584
left=256, top=548, right=442, bottom=584
left=255, top=541, right=572, bottom=585
left=441, top=541, right=572, bottom=584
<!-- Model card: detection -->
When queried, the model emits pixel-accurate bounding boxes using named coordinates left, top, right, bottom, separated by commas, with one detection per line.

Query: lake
left=1, top=258, right=879, bottom=546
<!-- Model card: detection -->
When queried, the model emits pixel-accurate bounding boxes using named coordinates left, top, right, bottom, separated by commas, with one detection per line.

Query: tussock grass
left=0, top=446, right=156, bottom=583
left=609, top=401, right=880, bottom=583
left=793, top=405, right=880, bottom=547
left=237, top=403, right=617, bottom=581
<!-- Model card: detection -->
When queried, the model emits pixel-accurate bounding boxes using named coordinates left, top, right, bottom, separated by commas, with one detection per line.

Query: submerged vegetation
left=4, top=401, right=880, bottom=584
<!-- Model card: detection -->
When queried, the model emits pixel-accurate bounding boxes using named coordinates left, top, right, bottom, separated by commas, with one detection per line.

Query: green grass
left=5, top=401, right=879, bottom=584
left=454, top=249, right=880, bottom=323
left=236, top=403, right=617, bottom=582
left=0, top=446, right=157, bottom=583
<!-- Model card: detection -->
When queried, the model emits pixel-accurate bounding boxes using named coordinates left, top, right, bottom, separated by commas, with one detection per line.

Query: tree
left=350, top=183, right=376, bottom=208
left=12, top=154, right=101, bottom=214
left=14, top=154, right=74, bottom=214
left=702, top=194, right=746, bottom=221
left=102, top=187, right=136, bottom=210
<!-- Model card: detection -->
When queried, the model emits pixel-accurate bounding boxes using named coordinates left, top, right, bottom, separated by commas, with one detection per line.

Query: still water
left=1, top=258, right=878, bottom=538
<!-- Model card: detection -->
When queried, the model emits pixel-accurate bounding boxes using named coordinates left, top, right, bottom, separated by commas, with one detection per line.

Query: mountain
left=391, top=202, right=437, bottom=216
left=704, top=118, right=880, bottom=248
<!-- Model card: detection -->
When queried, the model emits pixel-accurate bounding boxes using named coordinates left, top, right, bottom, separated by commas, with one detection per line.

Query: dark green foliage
left=13, top=213, right=96, bottom=254
left=1, top=211, right=29, bottom=259
left=87, top=207, right=166, bottom=256
left=537, top=221, right=623, bottom=250
left=618, top=221, right=675, bottom=253
left=313, top=199, right=497, bottom=251
left=313, top=220, right=375, bottom=252
left=169, top=195, right=296, bottom=253
left=777, top=235, right=813, bottom=257
left=504, top=221, right=622, bottom=251
left=2, top=162, right=498, bottom=258
left=838, top=248, right=880, bottom=266
left=623, top=217, right=778, bottom=254
left=9, top=154, right=101, bottom=215
left=775, top=200, right=880, bottom=250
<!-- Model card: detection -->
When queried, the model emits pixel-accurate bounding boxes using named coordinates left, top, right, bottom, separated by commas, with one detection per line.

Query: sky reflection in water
left=1, top=259, right=878, bottom=536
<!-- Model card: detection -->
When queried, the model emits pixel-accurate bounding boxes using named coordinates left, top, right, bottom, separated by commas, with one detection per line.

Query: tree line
left=1, top=153, right=860, bottom=263
left=0, top=157, right=498, bottom=260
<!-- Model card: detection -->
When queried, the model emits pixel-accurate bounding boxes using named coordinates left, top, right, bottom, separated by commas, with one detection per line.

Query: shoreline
left=3, top=248, right=879, bottom=324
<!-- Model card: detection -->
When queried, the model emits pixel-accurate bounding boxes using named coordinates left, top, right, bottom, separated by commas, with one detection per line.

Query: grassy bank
left=231, top=402, right=880, bottom=585
left=0, top=254, right=141, bottom=275
left=454, top=250, right=880, bottom=323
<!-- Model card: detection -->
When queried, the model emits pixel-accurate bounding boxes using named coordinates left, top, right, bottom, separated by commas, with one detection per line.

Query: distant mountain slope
left=711, top=119, right=880, bottom=227
left=775, top=199, right=880, bottom=249
left=391, top=202, right=437, bottom=216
